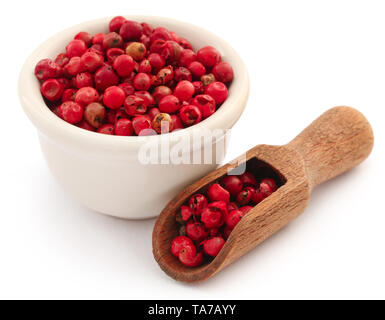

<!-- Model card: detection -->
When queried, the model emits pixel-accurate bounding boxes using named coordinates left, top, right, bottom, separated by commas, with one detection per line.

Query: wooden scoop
left=152, top=106, right=374, bottom=283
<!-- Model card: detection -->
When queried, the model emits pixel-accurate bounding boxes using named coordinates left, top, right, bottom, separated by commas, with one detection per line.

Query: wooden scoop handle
left=288, top=106, right=374, bottom=189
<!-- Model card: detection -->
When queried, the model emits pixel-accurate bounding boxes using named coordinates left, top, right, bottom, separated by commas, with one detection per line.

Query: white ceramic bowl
left=18, top=16, right=249, bottom=219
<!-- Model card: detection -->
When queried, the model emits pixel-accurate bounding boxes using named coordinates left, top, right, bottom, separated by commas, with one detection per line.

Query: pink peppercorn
left=191, top=94, right=216, bottom=119
left=103, top=86, right=126, bottom=109
left=80, top=51, right=103, bottom=72
left=159, top=95, right=180, bottom=113
left=212, top=62, right=234, bottom=83
left=97, top=124, right=114, bottom=135
left=203, top=237, right=226, bottom=257
left=133, top=73, right=151, bottom=91
left=75, top=72, right=94, bottom=88
left=205, top=81, right=228, bottom=104
left=40, top=79, right=64, bottom=102
left=208, top=183, right=230, bottom=203
left=188, top=61, right=206, bottom=79
left=171, top=236, right=194, bottom=257
left=109, top=16, right=127, bottom=33
left=179, top=105, right=202, bottom=127
left=119, top=20, right=143, bottom=41
left=114, top=118, right=133, bottom=136
left=197, top=46, right=221, bottom=68
left=74, top=86, right=99, bottom=106
left=173, top=80, right=195, bottom=102
left=66, top=39, right=87, bottom=58
left=94, top=64, right=120, bottom=91
left=74, top=32, right=92, bottom=47
left=59, top=101, right=83, bottom=124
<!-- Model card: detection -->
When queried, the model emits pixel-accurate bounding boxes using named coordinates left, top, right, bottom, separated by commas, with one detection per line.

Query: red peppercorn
left=109, top=16, right=127, bottom=33
left=103, top=32, right=124, bottom=50
left=64, top=57, right=86, bottom=76
left=114, top=118, right=133, bottom=136
left=178, top=38, right=193, bottom=50
left=239, top=172, right=258, bottom=186
left=62, top=88, right=77, bottom=102
left=92, top=33, right=105, bottom=45
left=74, top=32, right=92, bottom=47
left=119, top=20, right=143, bottom=41
left=203, top=237, right=225, bottom=257
left=225, top=209, right=243, bottom=230
left=239, top=206, right=253, bottom=215
left=171, top=236, right=194, bottom=257
left=259, top=182, right=273, bottom=199
left=118, top=83, right=135, bottom=96
left=59, top=101, right=83, bottom=124
left=77, top=120, right=95, bottom=132
left=97, top=124, right=114, bottom=135
left=141, top=22, right=153, bottom=36
left=201, top=201, right=227, bottom=229
left=227, top=202, right=239, bottom=212
left=151, top=112, right=173, bottom=134
left=147, top=107, right=160, bottom=121
left=132, top=116, right=152, bottom=136
left=74, top=86, right=99, bottom=106
left=157, top=66, right=174, bottom=85
left=158, top=95, right=180, bottom=113
left=103, top=86, right=126, bottom=109
left=180, top=205, right=194, bottom=222
left=179, top=246, right=203, bottom=267
left=133, top=91, right=154, bottom=107
left=124, top=95, right=148, bottom=116
left=197, top=46, right=221, bottom=68
left=252, top=191, right=265, bottom=204
left=221, top=175, right=243, bottom=196
left=160, top=41, right=182, bottom=63
left=54, top=53, right=69, bottom=68
left=148, top=53, right=165, bottom=71
left=188, top=61, right=206, bottom=79
left=89, top=43, right=105, bottom=56
left=186, top=221, right=208, bottom=242
left=201, top=73, right=216, bottom=87
left=40, top=79, right=64, bottom=102
left=34, top=59, right=63, bottom=80
left=133, top=73, right=151, bottom=91
left=111, top=54, right=134, bottom=77
left=150, top=27, right=172, bottom=43
left=84, top=102, right=106, bottom=128
left=75, top=72, right=93, bottom=89
left=152, top=85, right=172, bottom=104
left=188, top=194, right=208, bottom=217
left=208, top=183, right=230, bottom=203
left=171, top=114, right=184, bottom=131
left=191, top=94, right=216, bottom=119
left=236, top=187, right=254, bottom=206
left=94, top=64, right=120, bottom=91
left=138, top=59, right=151, bottom=73
left=106, top=48, right=125, bottom=63
left=174, top=67, right=193, bottom=82
left=192, top=81, right=204, bottom=95
left=261, top=178, right=278, bottom=192
left=179, top=49, right=197, bottom=67
left=66, top=39, right=87, bottom=58
left=179, top=105, right=202, bottom=127
left=173, top=80, right=195, bottom=102
left=212, top=62, right=234, bottom=83
left=80, top=51, right=103, bottom=72
left=205, top=81, right=228, bottom=104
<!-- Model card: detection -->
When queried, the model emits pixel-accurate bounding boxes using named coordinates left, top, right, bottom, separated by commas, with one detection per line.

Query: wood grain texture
left=152, top=106, right=374, bottom=283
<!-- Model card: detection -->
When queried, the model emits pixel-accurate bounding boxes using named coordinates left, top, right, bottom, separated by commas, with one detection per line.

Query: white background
left=1, top=0, right=384, bottom=299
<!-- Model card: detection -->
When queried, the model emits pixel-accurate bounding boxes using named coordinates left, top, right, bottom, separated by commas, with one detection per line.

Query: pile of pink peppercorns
left=34, top=16, right=234, bottom=136
left=171, top=172, right=278, bottom=267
